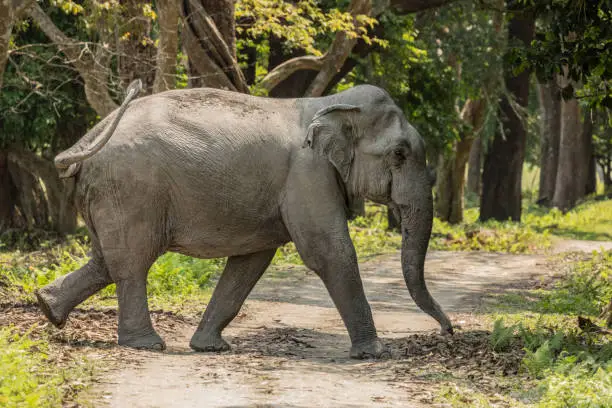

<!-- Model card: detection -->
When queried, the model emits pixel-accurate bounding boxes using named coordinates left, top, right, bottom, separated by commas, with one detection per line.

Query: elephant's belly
left=167, top=215, right=292, bottom=259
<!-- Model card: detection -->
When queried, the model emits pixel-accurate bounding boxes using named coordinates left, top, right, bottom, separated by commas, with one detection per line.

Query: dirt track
left=89, top=250, right=566, bottom=408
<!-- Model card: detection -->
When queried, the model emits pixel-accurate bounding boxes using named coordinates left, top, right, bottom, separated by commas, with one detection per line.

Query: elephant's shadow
left=162, top=326, right=509, bottom=374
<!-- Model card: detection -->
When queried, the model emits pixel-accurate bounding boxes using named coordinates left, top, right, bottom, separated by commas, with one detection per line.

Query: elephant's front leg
left=190, top=248, right=276, bottom=352
left=300, top=237, right=386, bottom=359
left=281, top=197, right=386, bottom=358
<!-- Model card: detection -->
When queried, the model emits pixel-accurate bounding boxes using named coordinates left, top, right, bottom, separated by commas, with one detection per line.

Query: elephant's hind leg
left=190, top=248, right=276, bottom=352
left=103, top=249, right=166, bottom=350
left=35, top=255, right=112, bottom=328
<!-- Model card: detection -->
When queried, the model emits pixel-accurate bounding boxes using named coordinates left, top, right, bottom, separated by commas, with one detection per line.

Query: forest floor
left=3, top=239, right=609, bottom=407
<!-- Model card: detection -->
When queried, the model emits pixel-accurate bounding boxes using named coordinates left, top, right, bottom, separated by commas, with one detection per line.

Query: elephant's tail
left=54, top=79, right=143, bottom=178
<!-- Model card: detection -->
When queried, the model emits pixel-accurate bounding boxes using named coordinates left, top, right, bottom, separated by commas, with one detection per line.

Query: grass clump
left=0, top=234, right=225, bottom=312
left=431, top=212, right=550, bottom=253
left=490, top=318, right=612, bottom=408
left=495, top=250, right=612, bottom=319
left=485, top=251, right=612, bottom=407
left=522, top=199, right=612, bottom=242
left=0, top=327, right=94, bottom=407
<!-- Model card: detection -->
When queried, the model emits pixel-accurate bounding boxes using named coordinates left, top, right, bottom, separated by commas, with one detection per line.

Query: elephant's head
left=303, top=85, right=453, bottom=335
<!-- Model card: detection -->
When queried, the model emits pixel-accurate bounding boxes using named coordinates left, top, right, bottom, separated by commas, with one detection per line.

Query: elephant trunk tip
left=440, top=323, right=454, bottom=336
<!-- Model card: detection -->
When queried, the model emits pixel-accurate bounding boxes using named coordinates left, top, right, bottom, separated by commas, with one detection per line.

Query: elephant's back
left=75, top=87, right=297, bottom=257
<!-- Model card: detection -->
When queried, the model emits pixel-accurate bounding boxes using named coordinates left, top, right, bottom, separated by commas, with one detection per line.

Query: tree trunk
left=0, top=151, right=16, bottom=232
left=181, top=0, right=248, bottom=92
left=584, top=113, right=596, bottom=196
left=0, top=0, right=15, bottom=88
left=551, top=88, right=589, bottom=210
left=480, top=10, right=535, bottom=222
left=537, top=81, right=562, bottom=206
left=7, top=147, right=78, bottom=234
left=57, top=179, right=77, bottom=234
left=466, top=136, right=482, bottom=195
left=153, top=0, right=180, bottom=93
left=117, top=0, right=157, bottom=94
left=435, top=99, right=486, bottom=224
left=8, top=162, right=38, bottom=229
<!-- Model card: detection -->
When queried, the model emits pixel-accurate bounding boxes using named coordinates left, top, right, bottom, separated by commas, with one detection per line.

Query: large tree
left=1, top=1, right=180, bottom=235
left=480, top=4, right=535, bottom=222
left=536, top=80, right=561, bottom=206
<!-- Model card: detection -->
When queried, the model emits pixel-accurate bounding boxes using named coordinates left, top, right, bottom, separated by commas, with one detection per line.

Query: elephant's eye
left=393, top=148, right=405, bottom=159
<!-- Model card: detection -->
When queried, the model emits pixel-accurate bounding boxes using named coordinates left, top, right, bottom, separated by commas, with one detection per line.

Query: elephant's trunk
left=400, top=200, right=453, bottom=335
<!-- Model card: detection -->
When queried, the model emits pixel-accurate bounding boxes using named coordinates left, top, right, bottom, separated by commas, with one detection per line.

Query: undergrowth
left=484, top=250, right=612, bottom=407
left=0, top=235, right=222, bottom=312
left=0, top=327, right=94, bottom=407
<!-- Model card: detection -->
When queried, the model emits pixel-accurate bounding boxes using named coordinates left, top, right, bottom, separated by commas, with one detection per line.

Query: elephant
left=35, top=79, right=453, bottom=359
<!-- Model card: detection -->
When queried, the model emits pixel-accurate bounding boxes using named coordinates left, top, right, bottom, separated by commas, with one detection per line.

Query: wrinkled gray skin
left=36, top=82, right=453, bottom=359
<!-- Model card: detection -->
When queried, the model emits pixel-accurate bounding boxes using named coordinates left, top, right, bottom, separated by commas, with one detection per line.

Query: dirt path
left=92, top=250, right=556, bottom=408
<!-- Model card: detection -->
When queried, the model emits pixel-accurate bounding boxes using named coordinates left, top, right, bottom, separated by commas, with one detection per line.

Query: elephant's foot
left=189, top=331, right=230, bottom=352
left=350, top=338, right=390, bottom=359
left=118, top=330, right=166, bottom=351
left=35, top=289, right=68, bottom=329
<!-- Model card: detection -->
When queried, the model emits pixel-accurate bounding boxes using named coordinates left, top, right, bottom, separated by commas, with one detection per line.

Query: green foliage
left=348, top=12, right=460, bottom=157
left=1, top=5, right=95, bottom=151
left=0, top=327, right=93, bottom=407
left=236, top=0, right=382, bottom=57
left=490, top=318, right=612, bottom=407
left=487, top=252, right=612, bottom=407
left=497, top=250, right=612, bottom=319
left=536, top=252, right=611, bottom=316
left=0, top=328, right=59, bottom=407
left=490, top=318, right=518, bottom=352
left=145, top=253, right=225, bottom=301
left=0, top=234, right=224, bottom=311
left=237, top=0, right=384, bottom=91
left=537, top=359, right=612, bottom=408
left=347, top=2, right=505, bottom=159
left=527, top=0, right=612, bottom=108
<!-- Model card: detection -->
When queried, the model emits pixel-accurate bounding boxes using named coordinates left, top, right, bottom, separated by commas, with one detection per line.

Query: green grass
left=0, top=327, right=95, bottom=407
left=435, top=251, right=612, bottom=407
left=431, top=212, right=550, bottom=253
left=0, top=237, right=223, bottom=313
left=478, top=251, right=612, bottom=407
left=494, top=251, right=612, bottom=318
left=522, top=199, right=612, bottom=241
left=432, top=198, right=612, bottom=254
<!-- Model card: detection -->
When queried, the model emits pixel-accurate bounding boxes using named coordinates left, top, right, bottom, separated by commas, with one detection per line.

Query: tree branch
left=183, top=0, right=249, bottom=93
left=305, top=0, right=371, bottom=97
left=153, top=0, right=180, bottom=93
left=27, top=3, right=118, bottom=117
left=182, top=23, right=238, bottom=91
left=27, top=4, right=81, bottom=63
left=259, top=55, right=324, bottom=92
left=390, top=0, right=456, bottom=13
left=12, top=0, right=35, bottom=17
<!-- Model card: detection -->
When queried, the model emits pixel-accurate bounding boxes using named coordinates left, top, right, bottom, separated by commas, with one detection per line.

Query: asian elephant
left=35, top=80, right=453, bottom=359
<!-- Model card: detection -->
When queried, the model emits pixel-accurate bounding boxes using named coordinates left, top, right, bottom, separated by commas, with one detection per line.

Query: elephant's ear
left=303, top=104, right=361, bottom=182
